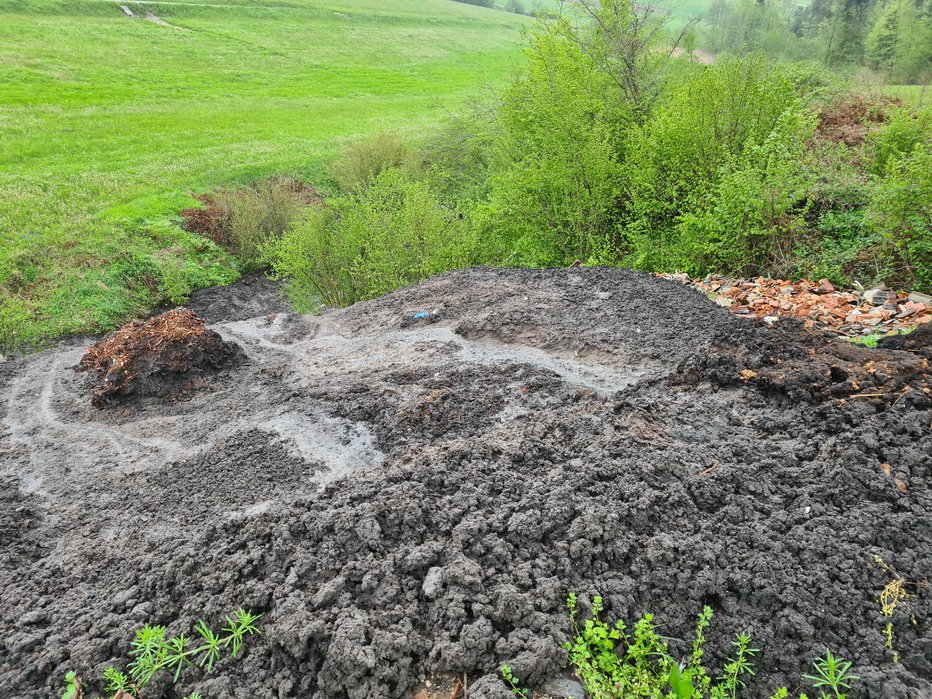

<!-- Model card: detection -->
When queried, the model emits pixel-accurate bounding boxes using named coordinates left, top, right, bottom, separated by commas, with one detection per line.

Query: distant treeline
left=695, top=0, right=931, bottom=84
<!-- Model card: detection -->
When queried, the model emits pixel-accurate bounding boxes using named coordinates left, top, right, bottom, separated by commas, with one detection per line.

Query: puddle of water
left=260, top=411, right=385, bottom=482
left=413, top=327, right=656, bottom=394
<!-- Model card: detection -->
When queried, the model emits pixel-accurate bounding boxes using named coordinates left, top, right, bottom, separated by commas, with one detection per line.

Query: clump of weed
left=768, top=649, right=859, bottom=698
left=181, top=178, right=315, bottom=273
left=61, top=609, right=260, bottom=699
left=560, top=595, right=757, bottom=698
left=500, top=664, right=528, bottom=698
left=803, top=648, right=859, bottom=698
left=873, top=555, right=925, bottom=663
left=502, top=595, right=859, bottom=699
left=330, top=132, right=415, bottom=193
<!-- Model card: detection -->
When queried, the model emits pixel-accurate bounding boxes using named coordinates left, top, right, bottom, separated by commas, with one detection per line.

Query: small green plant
left=500, top=664, right=529, bottom=698
left=62, top=671, right=81, bottom=699
left=564, top=593, right=674, bottom=696
left=60, top=609, right=261, bottom=699
left=802, top=648, right=859, bottom=698
left=504, top=595, right=859, bottom=699
left=712, top=634, right=759, bottom=699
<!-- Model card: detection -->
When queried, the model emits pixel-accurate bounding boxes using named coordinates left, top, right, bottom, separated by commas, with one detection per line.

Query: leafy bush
left=672, top=110, right=816, bottom=275
left=865, top=105, right=932, bottom=176
left=418, top=112, right=496, bottom=206
left=865, top=139, right=932, bottom=291
left=269, top=168, right=470, bottom=309
left=502, top=595, right=859, bottom=699
left=473, top=26, right=628, bottom=266
left=330, top=132, right=416, bottom=193
left=622, top=55, right=815, bottom=275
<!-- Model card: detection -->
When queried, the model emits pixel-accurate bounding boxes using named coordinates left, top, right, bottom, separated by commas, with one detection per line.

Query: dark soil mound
left=879, top=322, right=932, bottom=357
left=1, top=268, right=929, bottom=699
left=681, top=317, right=932, bottom=408
left=76, top=309, right=242, bottom=407
left=180, top=273, right=291, bottom=324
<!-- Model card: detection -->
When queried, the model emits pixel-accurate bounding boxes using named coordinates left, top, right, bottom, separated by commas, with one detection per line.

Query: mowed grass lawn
left=0, top=0, right=528, bottom=349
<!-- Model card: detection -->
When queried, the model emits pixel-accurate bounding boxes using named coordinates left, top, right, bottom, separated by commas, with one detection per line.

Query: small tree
left=547, top=0, right=699, bottom=122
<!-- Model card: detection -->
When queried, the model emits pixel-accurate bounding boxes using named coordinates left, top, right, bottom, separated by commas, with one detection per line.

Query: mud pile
left=0, top=268, right=929, bottom=699
left=77, top=309, right=242, bottom=407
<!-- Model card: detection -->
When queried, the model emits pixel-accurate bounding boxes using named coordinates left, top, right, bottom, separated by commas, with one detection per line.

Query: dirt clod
left=76, top=309, right=242, bottom=407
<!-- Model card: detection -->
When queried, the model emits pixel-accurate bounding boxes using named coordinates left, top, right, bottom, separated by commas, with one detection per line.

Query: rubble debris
left=76, top=309, right=242, bottom=408
left=658, top=273, right=931, bottom=338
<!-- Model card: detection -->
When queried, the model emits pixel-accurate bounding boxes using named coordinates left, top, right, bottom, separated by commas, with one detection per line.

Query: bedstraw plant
left=502, top=595, right=858, bottom=699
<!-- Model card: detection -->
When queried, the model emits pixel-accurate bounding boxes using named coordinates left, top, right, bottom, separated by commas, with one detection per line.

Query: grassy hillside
left=0, top=0, right=528, bottom=349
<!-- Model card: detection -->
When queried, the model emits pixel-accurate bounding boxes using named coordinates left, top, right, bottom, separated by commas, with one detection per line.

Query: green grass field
left=0, top=0, right=530, bottom=349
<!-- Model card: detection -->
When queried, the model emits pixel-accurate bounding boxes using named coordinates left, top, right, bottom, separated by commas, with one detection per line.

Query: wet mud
left=0, top=268, right=929, bottom=698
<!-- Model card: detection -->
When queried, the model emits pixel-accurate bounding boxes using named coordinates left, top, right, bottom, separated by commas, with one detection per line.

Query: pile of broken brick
left=659, top=273, right=931, bottom=337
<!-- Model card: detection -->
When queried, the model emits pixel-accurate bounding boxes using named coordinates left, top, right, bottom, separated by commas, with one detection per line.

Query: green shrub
left=269, top=168, right=470, bottom=309
left=418, top=112, right=496, bottom=206
left=865, top=140, right=932, bottom=290
left=865, top=105, right=932, bottom=176
left=331, top=132, right=416, bottom=193
left=473, top=27, right=628, bottom=266
left=208, top=179, right=303, bottom=273
left=623, top=55, right=814, bottom=274
left=792, top=208, right=889, bottom=287
left=672, top=110, right=816, bottom=276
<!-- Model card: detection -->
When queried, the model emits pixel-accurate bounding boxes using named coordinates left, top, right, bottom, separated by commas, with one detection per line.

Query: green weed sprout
left=711, top=633, right=759, bottom=699
left=802, top=648, right=859, bottom=699
left=61, top=609, right=261, bottom=699
left=500, top=664, right=529, bottom=698
left=61, top=671, right=81, bottom=699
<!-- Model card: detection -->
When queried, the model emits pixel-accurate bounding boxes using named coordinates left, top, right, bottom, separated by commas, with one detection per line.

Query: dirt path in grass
left=119, top=3, right=189, bottom=30
left=1, top=268, right=930, bottom=699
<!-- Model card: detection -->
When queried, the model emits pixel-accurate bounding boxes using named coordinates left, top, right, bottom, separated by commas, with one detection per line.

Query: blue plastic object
left=413, top=312, right=430, bottom=319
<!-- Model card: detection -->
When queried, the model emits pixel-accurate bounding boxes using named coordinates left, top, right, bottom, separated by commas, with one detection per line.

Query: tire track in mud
left=3, top=347, right=190, bottom=489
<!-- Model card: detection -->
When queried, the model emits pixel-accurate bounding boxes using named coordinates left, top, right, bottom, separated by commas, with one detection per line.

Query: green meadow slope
left=0, top=0, right=528, bottom=348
